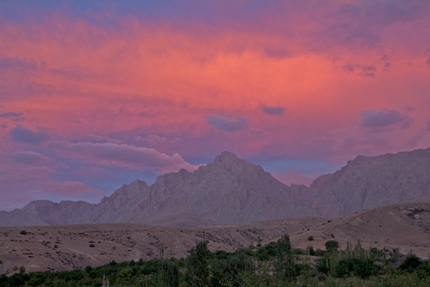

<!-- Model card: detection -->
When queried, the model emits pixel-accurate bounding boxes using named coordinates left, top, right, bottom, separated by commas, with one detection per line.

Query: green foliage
left=335, top=258, right=377, bottom=278
left=161, top=259, right=179, bottom=287
left=185, top=241, right=210, bottom=287
left=400, top=254, right=422, bottom=273
left=274, top=235, right=295, bottom=282
left=210, top=251, right=254, bottom=287
left=325, top=240, right=339, bottom=253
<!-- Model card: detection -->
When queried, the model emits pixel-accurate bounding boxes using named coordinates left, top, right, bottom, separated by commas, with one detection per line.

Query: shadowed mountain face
left=1, top=148, right=430, bottom=227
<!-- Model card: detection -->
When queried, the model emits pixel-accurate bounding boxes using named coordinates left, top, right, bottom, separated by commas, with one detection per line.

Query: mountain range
left=1, top=148, right=430, bottom=227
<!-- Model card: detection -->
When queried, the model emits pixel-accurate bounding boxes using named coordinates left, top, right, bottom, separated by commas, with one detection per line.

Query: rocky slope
left=291, top=200, right=430, bottom=258
left=309, top=147, right=430, bottom=217
left=1, top=147, right=430, bottom=226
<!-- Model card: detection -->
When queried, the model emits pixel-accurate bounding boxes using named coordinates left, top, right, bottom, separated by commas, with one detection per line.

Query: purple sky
left=1, top=0, right=430, bottom=211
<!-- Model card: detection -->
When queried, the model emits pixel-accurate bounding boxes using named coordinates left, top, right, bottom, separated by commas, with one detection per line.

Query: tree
left=210, top=250, right=254, bottom=287
left=274, top=235, right=296, bottom=282
left=185, top=241, right=210, bottom=287
left=400, top=254, right=422, bottom=273
left=325, top=240, right=339, bottom=253
left=161, top=260, right=179, bottom=287
left=335, top=258, right=376, bottom=278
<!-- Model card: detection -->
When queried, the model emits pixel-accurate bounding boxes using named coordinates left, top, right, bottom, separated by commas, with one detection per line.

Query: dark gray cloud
left=383, top=62, right=391, bottom=71
left=10, top=126, right=50, bottom=145
left=0, top=112, right=23, bottom=118
left=11, top=151, right=50, bottom=165
left=264, top=47, right=291, bottom=59
left=315, top=1, right=429, bottom=51
left=425, top=48, right=430, bottom=67
left=365, top=0, right=429, bottom=26
left=360, top=109, right=413, bottom=130
left=206, top=115, right=248, bottom=132
left=0, top=58, right=37, bottom=70
left=0, top=111, right=24, bottom=121
left=250, top=128, right=268, bottom=135
left=263, top=105, right=285, bottom=116
left=343, top=64, right=376, bottom=77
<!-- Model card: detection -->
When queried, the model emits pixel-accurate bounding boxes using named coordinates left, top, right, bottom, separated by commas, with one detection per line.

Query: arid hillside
left=0, top=217, right=323, bottom=275
left=2, top=200, right=430, bottom=275
left=291, top=200, right=430, bottom=258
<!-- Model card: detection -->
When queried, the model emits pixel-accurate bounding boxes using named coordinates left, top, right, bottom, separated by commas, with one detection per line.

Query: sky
left=1, top=0, right=430, bottom=211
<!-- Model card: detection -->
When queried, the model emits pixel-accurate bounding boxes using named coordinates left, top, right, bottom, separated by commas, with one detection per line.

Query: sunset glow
left=1, top=1, right=430, bottom=210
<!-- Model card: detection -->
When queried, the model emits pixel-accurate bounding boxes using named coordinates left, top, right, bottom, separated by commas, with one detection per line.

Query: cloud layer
left=0, top=0, right=430, bottom=210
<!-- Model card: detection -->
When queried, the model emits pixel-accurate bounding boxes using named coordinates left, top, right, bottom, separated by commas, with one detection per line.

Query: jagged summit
left=209, top=151, right=266, bottom=177
left=212, top=150, right=242, bottom=168
left=215, top=150, right=238, bottom=161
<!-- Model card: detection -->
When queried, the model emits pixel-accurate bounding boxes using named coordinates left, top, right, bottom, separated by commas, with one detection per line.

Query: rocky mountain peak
left=212, top=150, right=241, bottom=166
left=2, top=147, right=430, bottom=227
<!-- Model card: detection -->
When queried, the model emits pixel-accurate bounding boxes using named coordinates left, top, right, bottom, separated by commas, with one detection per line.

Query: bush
left=325, top=240, right=339, bottom=253
left=20, top=230, right=27, bottom=235
left=307, top=236, right=314, bottom=241
left=335, top=258, right=377, bottom=279
left=400, top=254, right=422, bottom=272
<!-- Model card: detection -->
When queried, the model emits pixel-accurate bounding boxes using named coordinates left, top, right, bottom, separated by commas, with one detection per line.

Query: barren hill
left=291, top=200, right=430, bottom=258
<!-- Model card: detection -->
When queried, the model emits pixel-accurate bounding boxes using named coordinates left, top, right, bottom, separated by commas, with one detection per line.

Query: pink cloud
left=60, top=142, right=199, bottom=173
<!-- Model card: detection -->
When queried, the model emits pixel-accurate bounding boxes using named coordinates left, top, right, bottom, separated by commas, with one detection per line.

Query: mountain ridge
left=1, top=147, right=430, bottom=226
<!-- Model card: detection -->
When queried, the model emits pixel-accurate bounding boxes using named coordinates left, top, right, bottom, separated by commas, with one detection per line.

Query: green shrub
left=335, top=258, right=377, bottom=278
left=325, top=240, right=339, bottom=253
left=400, top=254, right=422, bottom=273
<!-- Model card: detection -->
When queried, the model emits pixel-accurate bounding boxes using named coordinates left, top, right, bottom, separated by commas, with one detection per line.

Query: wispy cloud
left=10, top=126, right=50, bottom=145
left=60, top=142, right=199, bottom=173
left=206, top=115, right=248, bottom=132
left=343, top=64, right=376, bottom=77
left=360, top=109, right=413, bottom=130
left=262, top=105, right=285, bottom=116
left=11, top=151, right=50, bottom=165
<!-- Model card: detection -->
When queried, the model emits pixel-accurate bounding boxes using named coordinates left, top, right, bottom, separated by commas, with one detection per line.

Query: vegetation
left=1, top=236, right=430, bottom=286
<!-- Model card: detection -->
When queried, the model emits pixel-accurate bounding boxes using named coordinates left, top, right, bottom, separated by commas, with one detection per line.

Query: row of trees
left=1, top=236, right=430, bottom=286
